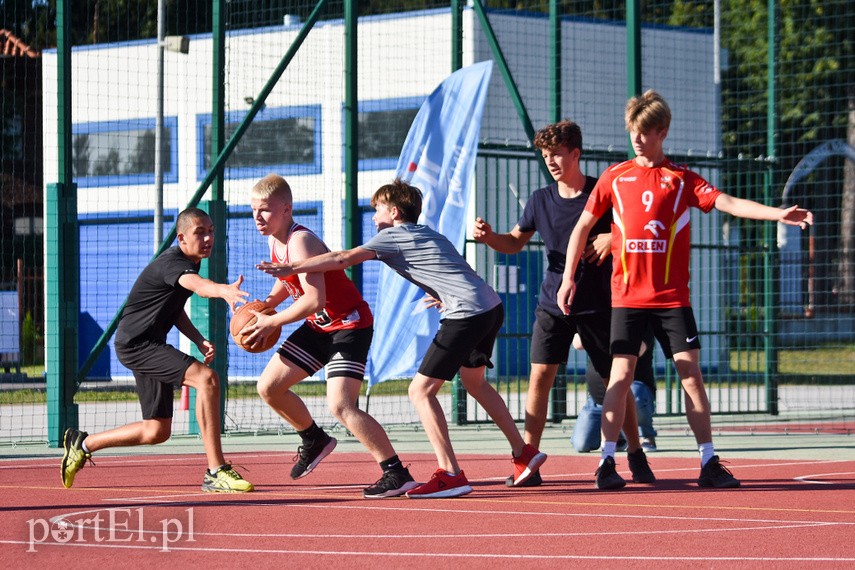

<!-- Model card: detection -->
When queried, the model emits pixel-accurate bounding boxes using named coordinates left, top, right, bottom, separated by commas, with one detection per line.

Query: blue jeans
left=571, top=381, right=657, bottom=452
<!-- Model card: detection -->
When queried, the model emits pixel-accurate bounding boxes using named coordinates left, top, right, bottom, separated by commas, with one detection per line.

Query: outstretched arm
left=256, top=246, right=376, bottom=278
left=473, top=217, right=534, bottom=254
left=178, top=274, right=249, bottom=312
left=715, top=194, right=814, bottom=229
left=556, top=211, right=598, bottom=315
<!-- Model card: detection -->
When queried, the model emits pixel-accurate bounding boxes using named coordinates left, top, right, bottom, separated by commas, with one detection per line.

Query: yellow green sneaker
left=61, top=428, right=92, bottom=489
left=201, top=464, right=254, bottom=493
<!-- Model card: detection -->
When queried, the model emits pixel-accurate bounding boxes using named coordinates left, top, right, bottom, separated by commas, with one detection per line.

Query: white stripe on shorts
left=280, top=339, right=325, bottom=372
left=326, top=359, right=366, bottom=378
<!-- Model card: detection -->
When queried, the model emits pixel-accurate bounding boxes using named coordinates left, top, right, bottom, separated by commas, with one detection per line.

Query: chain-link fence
left=1, top=1, right=852, bottom=444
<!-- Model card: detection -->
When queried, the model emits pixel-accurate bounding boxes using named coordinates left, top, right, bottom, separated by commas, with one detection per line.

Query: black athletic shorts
left=115, top=340, right=196, bottom=420
left=610, top=306, right=701, bottom=359
left=277, top=322, right=373, bottom=380
left=530, top=306, right=612, bottom=379
left=419, top=303, right=504, bottom=381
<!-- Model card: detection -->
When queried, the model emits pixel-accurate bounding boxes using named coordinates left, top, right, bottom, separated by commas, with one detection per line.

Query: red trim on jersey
left=271, top=223, right=373, bottom=331
left=586, top=159, right=721, bottom=308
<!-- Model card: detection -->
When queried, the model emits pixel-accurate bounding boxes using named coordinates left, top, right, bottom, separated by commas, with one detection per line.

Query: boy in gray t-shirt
left=362, top=222, right=501, bottom=320
left=258, top=178, right=547, bottom=498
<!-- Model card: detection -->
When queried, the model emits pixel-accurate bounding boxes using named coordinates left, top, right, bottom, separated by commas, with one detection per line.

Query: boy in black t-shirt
left=60, top=208, right=254, bottom=493
left=474, top=120, right=654, bottom=486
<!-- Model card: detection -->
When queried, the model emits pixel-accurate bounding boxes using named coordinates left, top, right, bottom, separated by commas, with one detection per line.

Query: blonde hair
left=625, top=89, right=671, bottom=133
left=251, top=173, right=292, bottom=203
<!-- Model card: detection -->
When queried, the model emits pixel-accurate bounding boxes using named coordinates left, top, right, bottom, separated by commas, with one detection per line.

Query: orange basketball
left=230, top=300, right=281, bottom=353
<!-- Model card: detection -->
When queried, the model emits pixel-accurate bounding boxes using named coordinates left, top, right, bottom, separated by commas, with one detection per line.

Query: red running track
left=1, top=451, right=854, bottom=568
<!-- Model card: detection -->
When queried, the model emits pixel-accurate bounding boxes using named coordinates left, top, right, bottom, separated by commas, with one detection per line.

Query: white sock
left=81, top=440, right=91, bottom=454
left=599, top=441, right=617, bottom=466
left=699, top=442, right=715, bottom=466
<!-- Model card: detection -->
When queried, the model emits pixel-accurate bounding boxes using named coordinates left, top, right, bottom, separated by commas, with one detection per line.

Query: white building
left=42, top=7, right=720, bottom=380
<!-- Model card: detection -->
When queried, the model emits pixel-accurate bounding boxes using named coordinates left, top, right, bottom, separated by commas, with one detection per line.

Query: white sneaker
left=641, top=437, right=657, bottom=452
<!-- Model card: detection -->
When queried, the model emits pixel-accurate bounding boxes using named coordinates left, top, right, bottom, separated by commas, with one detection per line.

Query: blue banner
left=366, top=61, right=493, bottom=387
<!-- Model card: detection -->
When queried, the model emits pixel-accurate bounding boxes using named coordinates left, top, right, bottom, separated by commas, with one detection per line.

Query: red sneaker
left=511, top=444, right=547, bottom=486
left=405, top=468, right=473, bottom=498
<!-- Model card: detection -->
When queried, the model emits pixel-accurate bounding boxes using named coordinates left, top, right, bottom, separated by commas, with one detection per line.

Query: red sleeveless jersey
left=270, top=223, right=373, bottom=332
left=585, top=159, right=721, bottom=308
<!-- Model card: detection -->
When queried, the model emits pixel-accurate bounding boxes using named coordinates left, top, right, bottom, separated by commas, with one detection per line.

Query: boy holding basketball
left=557, top=90, right=813, bottom=489
left=242, top=173, right=418, bottom=498
left=258, top=178, right=547, bottom=498
left=60, top=207, right=254, bottom=493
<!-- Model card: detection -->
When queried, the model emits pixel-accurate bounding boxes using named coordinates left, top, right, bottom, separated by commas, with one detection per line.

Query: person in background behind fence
left=473, top=120, right=654, bottom=486
left=258, top=178, right=547, bottom=498
left=572, top=332, right=658, bottom=453
left=60, top=207, right=254, bottom=493
left=557, top=89, right=814, bottom=490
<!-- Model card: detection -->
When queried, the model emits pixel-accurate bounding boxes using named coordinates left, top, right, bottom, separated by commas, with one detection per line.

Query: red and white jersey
left=270, top=223, right=373, bottom=332
left=585, top=158, right=721, bottom=308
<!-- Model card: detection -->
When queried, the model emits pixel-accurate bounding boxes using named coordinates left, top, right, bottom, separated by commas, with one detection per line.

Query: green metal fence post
left=186, top=0, right=228, bottom=435
left=45, top=0, right=79, bottom=447
left=344, top=0, right=362, bottom=289
left=549, top=0, right=561, bottom=123
left=45, top=183, right=78, bottom=447
left=452, top=0, right=463, bottom=71
left=626, top=0, right=642, bottom=102
left=450, top=0, right=466, bottom=424
left=764, top=0, right=779, bottom=415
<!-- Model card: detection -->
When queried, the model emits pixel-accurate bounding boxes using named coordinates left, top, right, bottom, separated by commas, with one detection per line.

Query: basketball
left=230, top=300, right=281, bottom=353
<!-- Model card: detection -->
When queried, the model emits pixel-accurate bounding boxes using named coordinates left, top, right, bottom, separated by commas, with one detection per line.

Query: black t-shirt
left=115, top=247, right=200, bottom=345
left=517, top=178, right=612, bottom=316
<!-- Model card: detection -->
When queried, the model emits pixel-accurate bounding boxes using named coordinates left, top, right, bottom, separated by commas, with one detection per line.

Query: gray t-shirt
left=362, top=223, right=501, bottom=320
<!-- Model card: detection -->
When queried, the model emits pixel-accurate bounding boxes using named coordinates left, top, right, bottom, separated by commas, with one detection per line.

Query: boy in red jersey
left=258, top=179, right=547, bottom=498
left=474, top=120, right=653, bottom=486
left=242, top=174, right=417, bottom=498
left=557, top=90, right=813, bottom=490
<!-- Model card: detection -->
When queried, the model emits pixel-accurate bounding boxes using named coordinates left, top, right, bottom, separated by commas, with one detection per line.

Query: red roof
left=1, top=29, right=40, bottom=58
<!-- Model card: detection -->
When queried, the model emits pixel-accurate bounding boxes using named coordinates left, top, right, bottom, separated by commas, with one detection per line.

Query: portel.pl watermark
left=26, top=507, right=195, bottom=553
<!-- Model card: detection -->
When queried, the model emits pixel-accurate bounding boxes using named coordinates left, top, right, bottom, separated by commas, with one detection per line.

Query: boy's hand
left=472, top=217, right=493, bottom=242
left=584, top=233, right=612, bottom=266
left=224, top=275, right=250, bottom=312
left=422, top=294, right=445, bottom=313
left=556, top=279, right=576, bottom=315
left=780, top=205, right=814, bottom=229
left=196, top=339, right=215, bottom=364
left=239, top=309, right=278, bottom=351
left=256, top=261, right=295, bottom=278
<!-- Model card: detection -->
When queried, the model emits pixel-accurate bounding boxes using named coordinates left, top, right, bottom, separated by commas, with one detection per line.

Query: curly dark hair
left=533, top=120, right=582, bottom=153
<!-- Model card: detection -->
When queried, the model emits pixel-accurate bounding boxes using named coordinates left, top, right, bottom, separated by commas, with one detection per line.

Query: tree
left=678, top=0, right=854, bottom=312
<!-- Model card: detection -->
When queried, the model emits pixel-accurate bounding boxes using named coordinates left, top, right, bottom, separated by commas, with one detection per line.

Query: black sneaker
left=290, top=435, right=337, bottom=479
left=698, top=456, right=741, bottom=488
left=363, top=467, right=420, bottom=498
left=627, top=448, right=656, bottom=483
left=504, top=470, right=543, bottom=488
left=595, top=456, right=626, bottom=490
